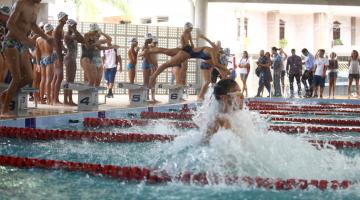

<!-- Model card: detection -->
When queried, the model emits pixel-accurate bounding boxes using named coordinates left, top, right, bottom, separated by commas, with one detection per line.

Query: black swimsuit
left=182, top=45, right=211, bottom=60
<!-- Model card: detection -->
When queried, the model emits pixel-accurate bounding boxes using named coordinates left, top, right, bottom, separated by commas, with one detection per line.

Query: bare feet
left=64, top=101, right=77, bottom=106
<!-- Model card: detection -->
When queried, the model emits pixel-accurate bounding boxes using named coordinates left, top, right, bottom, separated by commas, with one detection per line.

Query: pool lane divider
left=248, top=106, right=360, bottom=114
left=84, top=117, right=360, bottom=134
left=0, top=126, right=360, bottom=149
left=140, top=110, right=360, bottom=126
left=0, top=126, right=175, bottom=143
left=0, top=155, right=352, bottom=190
left=248, top=101, right=360, bottom=109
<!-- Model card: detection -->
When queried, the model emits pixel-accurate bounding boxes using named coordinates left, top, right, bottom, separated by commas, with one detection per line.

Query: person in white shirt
left=312, top=49, right=328, bottom=98
left=348, top=50, right=360, bottom=98
left=101, top=44, right=122, bottom=98
left=238, top=51, right=250, bottom=96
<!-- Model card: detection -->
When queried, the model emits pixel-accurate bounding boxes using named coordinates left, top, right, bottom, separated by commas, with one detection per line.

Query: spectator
left=271, top=47, right=282, bottom=97
left=301, top=48, right=315, bottom=98
left=348, top=50, right=360, bottom=98
left=255, top=50, right=271, bottom=97
left=279, top=48, right=287, bottom=94
left=313, top=49, right=328, bottom=98
left=101, top=43, right=122, bottom=98
left=328, top=52, right=338, bottom=99
left=286, top=49, right=302, bottom=98
left=238, top=51, right=250, bottom=97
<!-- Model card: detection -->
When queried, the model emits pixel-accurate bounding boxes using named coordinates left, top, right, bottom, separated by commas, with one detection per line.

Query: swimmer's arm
left=73, top=30, right=85, bottom=43
left=203, top=123, right=219, bottom=144
left=210, top=50, right=230, bottom=75
left=199, top=34, right=216, bottom=48
left=117, top=55, right=122, bottom=72
left=97, top=45, right=119, bottom=51
left=128, top=49, right=135, bottom=62
left=99, top=31, right=112, bottom=43
left=35, top=39, right=41, bottom=65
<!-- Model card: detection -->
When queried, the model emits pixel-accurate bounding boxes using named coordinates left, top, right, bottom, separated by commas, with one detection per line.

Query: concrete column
left=266, top=10, right=280, bottom=50
left=188, top=0, right=195, bottom=24
left=313, top=12, right=329, bottom=51
left=195, top=0, right=208, bottom=35
left=351, top=17, right=356, bottom=46
left=37, top=3, right=49, bottom=24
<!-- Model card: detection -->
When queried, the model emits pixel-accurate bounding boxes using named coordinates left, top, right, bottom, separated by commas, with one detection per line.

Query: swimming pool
left=0, top=99, right=360, bottom=200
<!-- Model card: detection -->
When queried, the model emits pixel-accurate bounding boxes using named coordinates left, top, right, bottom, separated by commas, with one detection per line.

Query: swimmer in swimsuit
left=35, top=23, right=57, bottom=104
left=127, top=37, right=140, bottom=100
left=1, top=0, right=53, bottom=117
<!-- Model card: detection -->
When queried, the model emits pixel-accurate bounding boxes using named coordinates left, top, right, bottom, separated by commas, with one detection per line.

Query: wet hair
left=291, top=49, right=296, bottom=52
left=302, top=48, right=308, bottom=54
left=271, top=47, right=278, bottom=52
left=213, top=79, right=238, bottom=100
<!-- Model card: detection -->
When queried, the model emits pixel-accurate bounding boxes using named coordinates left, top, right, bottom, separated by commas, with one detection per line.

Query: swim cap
left=0, top=6, right=10, bottom=16
left=38, top=21, right=45, bottom=28
left=57, top=12, right=68, bottom=20
left=89, top=23, right=101, bottom=32
left=43, top=23, right=54, bottom=33
left=144, top=33, right=153, bottom=41
left=129, top=37, right=138, bottom=43
left=66, top=19, right=77, bottom=27
left=184, top=22, right=193, bottom=30
left=152, top=36, right=158, bottom=43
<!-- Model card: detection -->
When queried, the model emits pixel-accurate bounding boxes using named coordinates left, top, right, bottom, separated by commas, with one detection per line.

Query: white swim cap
left=38, top=21, right=45, bottom=28
left=43, top=23, right=54, bottom=33
left=129, top=37, right=138, bottom=43
left=66, top=19, right=77, bottom=27
left=57, top=12, right=68, bottom=20
left=144, top=33, right=153, bottom=41
left=152, top=36, right=158, bottom=43
left=89, top=23, right=101, bottom=32
left=184, top=22, right=193, bottom=30
left=0, top=6, right=10, bottom=16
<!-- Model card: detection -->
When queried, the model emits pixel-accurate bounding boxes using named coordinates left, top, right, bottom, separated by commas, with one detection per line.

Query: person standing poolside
left=35, top=23, right=57, bottom=105
left=64, top=19, right=84, bottom=106
left=256, top=50, right=272, bottom=97
left=127, top=37, right=139, bottom=100
left=301, top=48, right=315, bottom=98
left=51, top=12, right=68, bottom=105
left=1, top=0, right=53, bottom=117
left=271, top=47, right=282, bottom=97
left=328, top=52, right=338, bottom=99
left=149, top=36, right=159, bottom=102
left=279, top=48, right=288, bottom=95
left=238, top=51, right=250, bottom=97
left=286, top=49, right=302, bottom=98
left=312, top=49, right=328, bottom=98
left=141, top=33, right=154, bottom=101
left=348, top=50, right=360, bottom=98
left=0, top=6, right=10, bottom=83
left=101, top=42, right=121, bottom=98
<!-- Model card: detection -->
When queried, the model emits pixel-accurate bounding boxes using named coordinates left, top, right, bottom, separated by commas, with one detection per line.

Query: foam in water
left=153, top=87, right=360, bottom=187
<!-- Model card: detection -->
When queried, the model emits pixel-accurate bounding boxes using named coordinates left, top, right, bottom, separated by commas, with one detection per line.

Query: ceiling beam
left=208, top=0, right=360, bottom=6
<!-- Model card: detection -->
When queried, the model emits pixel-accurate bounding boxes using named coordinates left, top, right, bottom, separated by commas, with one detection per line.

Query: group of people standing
left=250, top=47, right=360, bottom=99
left=0, top=0, right=123, bottom=117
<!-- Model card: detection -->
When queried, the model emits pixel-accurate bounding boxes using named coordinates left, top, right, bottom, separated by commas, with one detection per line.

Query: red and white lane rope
left=0, top=155, right=352, bottom=190
left=249, top=106, right=360, bottom=114
left=271, top=117, right=360, bottom=126
left=248, top=101, right=360, bottom=109
left=0, top=126, right=175, bottom=143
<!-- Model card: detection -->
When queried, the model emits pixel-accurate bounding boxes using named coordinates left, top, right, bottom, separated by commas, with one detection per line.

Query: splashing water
left=153, top=87, right=360, bottom=184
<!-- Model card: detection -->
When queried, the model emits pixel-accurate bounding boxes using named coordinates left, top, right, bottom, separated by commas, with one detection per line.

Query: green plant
left=333, top=39, right=343, bottom=46
left=279, top=39, right=288, bottom=49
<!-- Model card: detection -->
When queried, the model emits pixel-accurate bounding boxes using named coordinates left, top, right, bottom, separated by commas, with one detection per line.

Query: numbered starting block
left=0, top=83, right=38, bottom=116
left=62, top=82, right=106, bottom=111
left=157, top=83, right=200, bottom=104
left=118, top=82, right=148, bottom=106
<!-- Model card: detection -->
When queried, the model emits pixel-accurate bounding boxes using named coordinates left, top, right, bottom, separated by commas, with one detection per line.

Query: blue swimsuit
left=182, top=46, right=211, bottom=60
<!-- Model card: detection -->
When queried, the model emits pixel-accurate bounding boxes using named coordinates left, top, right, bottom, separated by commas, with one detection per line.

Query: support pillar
left=314, top=12, right=329, bottom=51
left=266, top=11, right=280, bottom=50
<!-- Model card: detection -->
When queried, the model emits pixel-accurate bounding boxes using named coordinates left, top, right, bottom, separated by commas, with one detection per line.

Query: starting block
left=118, top=82, right=148, bottom=106
left=0, top=83, right=38, bottom=116
left=62, top=82, right=106, bottom=111
left=157, top=83, right=201, bottom=103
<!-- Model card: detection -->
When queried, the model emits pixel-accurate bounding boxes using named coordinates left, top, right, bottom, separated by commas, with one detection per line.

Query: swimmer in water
left=202, top=79, right=244, bottom=144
